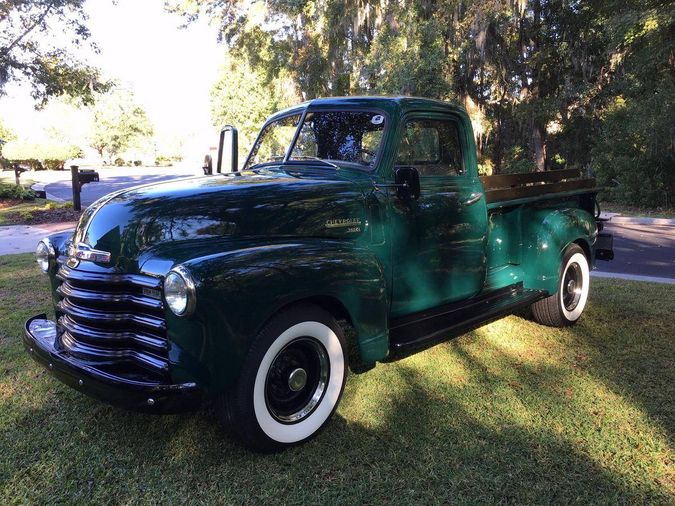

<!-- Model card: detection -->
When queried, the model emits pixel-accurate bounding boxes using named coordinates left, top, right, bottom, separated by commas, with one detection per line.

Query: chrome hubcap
left=562, top=262, right=583, bottom=311
left=288, top=368, right=308, bottom=392
left=265, top=337, right=329, bottom=423
left=567, top=279, right=576, bottom=294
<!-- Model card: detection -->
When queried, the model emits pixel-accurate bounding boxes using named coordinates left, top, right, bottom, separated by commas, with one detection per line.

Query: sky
left=0, top=0, right=223, bottom=155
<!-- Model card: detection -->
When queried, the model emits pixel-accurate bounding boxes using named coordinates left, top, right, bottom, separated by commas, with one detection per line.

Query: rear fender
left=520, top=208, right=596, bottom=293
left=168, top=241, right=389, bottom=392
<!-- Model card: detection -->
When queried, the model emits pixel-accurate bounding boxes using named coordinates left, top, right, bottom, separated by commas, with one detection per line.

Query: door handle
left=463, top=192, right=483, bottom=206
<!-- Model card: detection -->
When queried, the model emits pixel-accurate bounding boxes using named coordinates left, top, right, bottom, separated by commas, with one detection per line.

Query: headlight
left=163, top=266, right=196, bottom=316
left=35, top=239, right=54, bottom=273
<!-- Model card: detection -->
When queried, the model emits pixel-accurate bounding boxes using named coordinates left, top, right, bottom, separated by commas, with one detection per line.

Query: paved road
left=45, top=168, right=202, bottom=206
left=594, top=221, right=675, bottom=280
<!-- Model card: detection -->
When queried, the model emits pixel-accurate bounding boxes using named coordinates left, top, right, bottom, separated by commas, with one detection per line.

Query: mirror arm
left=372, top=181, right=409, bottom=191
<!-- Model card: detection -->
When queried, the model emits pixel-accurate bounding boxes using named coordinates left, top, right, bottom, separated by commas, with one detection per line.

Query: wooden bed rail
left=480, top=169, right=596, bottom=204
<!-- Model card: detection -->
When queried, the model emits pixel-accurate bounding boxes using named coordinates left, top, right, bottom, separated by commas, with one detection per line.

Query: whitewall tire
left=531, top=244, right=590, bottom=327
left=223, top=304, right=348, bottom=452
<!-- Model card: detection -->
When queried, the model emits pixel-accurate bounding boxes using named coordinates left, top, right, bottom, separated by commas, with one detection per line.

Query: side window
left=396, top=118, right=463, bottom=176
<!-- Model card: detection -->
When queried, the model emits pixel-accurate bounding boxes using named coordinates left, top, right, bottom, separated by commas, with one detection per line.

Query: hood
left=71, top=168, right=371, bottom=271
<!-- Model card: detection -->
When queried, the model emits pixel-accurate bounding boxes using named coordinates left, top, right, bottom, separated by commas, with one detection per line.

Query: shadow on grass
left=1, top=279, right=672, bottom=503
left=562, top=280, right=674, bottom=443
left=2, top=344, right=671, bottom=503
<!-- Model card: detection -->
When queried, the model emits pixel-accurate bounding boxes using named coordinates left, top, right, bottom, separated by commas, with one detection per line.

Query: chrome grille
left=55, top=264, right=169, bottom=380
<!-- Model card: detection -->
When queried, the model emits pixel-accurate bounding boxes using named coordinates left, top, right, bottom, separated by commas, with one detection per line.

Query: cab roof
left=268, top=96, right=468, bottom=123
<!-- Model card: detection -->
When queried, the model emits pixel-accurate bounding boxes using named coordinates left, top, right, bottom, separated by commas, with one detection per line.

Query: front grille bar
left=61, top=332, right=169, bottom=374
left=57, top=298, right=166, bottom=331
left=59, top=315, right=167, bottom=353
left=57, top=281, right=163, bottom=311
left=57, top=265, right=162, bottom=289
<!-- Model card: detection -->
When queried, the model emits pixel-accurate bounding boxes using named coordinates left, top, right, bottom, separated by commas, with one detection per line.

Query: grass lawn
left=0, top=254, right=673, bottom=504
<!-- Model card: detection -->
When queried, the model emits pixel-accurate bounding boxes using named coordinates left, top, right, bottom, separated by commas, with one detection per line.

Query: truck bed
left=480, top=169, right=598, bottom=209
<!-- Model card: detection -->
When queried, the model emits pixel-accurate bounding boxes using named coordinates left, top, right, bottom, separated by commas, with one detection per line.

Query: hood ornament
left=68, top=242, right=112, bottom=264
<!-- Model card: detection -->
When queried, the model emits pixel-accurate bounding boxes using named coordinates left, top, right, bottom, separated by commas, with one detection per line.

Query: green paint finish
left=40, top=97, right=600, bottom=394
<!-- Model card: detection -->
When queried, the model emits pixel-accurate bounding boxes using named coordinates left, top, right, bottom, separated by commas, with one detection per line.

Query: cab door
left=389, top=113, right=488, bottom=317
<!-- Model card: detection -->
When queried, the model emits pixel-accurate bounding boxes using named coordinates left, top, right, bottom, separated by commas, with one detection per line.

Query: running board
left=387, top=283, right=545, bottom=359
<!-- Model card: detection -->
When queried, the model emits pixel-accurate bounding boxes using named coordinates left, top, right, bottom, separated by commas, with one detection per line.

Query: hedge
left=2, top=141, right=82, bottom=170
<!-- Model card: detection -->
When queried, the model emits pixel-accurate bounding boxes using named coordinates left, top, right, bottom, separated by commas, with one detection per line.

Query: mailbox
left=70, top=166, right=100, bottom=211
left=78, top=169, right=99, bottom=186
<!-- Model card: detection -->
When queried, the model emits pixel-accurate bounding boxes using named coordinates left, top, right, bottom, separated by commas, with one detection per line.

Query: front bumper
left=23, top=314, right=202, bottom=413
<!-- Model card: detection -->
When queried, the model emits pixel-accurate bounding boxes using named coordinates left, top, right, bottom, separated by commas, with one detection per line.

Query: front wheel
left=531, top=244, right=590, bottom=327
left=222, top=304, right=348, bottom=452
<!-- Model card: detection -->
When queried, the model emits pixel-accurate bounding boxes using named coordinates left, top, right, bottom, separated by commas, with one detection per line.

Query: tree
left=210, top=55, right=300, bottom=160
left=0, top=118, right=16, bottom=168
left=2, top=139, right=81, bottom=169
left=0, top=0, right=110, bottom=105
left=588, top=0, right=675, bottom=207
left=89, top=89, right=154, bottom=163
left=0, top=118, right=15, bottom=143
left=169, top=0, right=674, bottom=206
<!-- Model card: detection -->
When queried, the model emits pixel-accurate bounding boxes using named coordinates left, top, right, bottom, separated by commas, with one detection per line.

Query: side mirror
left=217, top=125, right=238, bottom=173
left=394, top=167, right=420, bottom=201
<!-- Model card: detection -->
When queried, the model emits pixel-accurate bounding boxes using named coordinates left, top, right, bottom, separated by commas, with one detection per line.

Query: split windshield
left=245, top=110, right=386, bottom=170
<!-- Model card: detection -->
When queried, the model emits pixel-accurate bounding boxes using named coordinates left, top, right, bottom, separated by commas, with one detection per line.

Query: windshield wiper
left=291, top=156, right=339, bottom=169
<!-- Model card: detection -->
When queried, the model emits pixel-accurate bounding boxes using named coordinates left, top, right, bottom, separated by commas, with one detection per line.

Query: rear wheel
left=223, top=304, right=348, bottom=452
left=531, top=244, right=590, bottom=327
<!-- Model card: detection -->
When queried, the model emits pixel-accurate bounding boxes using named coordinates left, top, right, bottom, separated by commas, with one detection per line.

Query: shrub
left=591, top=95, right=674, bottom=208
left=133, top=160, right=142, bottom=166
left=113, top=157, right=125, bottom=166
left=503, top=146, right=536, bottom=174
left=0, top=182, right=36, bottom=200
left=154, top=156, right=173, bottom=167
left=2, top=141, right=82, bottom=170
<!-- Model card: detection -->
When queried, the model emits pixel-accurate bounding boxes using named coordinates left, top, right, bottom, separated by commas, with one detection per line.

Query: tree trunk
left=532, top=121, right=547, bottom=171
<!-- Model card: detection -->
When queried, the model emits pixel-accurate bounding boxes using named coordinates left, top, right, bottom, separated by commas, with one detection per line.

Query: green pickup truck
left=25, top=97, right=613, bottom=452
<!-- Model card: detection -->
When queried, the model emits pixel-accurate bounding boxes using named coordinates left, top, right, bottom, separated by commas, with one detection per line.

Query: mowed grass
left=0, top=254, right=673, bottom=504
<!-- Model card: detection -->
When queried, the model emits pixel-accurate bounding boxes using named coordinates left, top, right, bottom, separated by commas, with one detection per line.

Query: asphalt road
left=45, top=172, right=198, bottom=206
left=594, top=221, right=675, bottom=279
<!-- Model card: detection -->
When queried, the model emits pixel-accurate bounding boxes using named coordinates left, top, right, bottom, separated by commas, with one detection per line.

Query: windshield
left=246, top=113, right=302, bottom=168
left=245, top=110, right=386, bottom=170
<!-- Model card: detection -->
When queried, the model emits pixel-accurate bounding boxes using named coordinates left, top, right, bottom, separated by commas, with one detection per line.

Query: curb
left=591, top=271, right=675, bottom=285
left=608, top=216, right=675, bottom=226
left=599, top=212, right=675, bottom=225
left=31, top=183, right=65, bottom=202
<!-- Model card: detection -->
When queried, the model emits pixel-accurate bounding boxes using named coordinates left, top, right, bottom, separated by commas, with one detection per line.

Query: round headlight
left=35, top=240, right=52, bottom=273
left=164, top=267, right=195, bottom=316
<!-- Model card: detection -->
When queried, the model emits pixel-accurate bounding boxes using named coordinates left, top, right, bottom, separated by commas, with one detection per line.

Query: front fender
left=520, top=208, right=596, bottom=293
left=166, top=240, right=389, bottom=392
